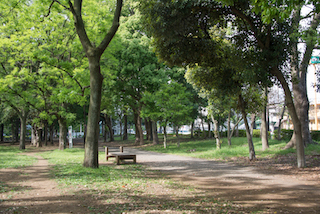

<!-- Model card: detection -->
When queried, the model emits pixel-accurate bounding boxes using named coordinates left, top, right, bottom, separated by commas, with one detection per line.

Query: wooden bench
left=105, top=146, right=136, bottom=165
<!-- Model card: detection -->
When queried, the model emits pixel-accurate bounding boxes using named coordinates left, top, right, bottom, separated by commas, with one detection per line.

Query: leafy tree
left=142, top=81, right=193, bottom=148
left=45, top=0, right=123, bottom=168
left=140, top=0, right=306, bottom=167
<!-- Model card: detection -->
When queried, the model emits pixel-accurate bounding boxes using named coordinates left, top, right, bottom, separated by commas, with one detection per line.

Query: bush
left=311, top=131, right=320, bottom=141
left=252, top=129, right=260, bottom=138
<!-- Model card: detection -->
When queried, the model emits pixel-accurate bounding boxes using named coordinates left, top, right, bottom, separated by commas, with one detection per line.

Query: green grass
left=0, top=145, right=37, bottom=168
left=140, top=137, right=320, bottom=160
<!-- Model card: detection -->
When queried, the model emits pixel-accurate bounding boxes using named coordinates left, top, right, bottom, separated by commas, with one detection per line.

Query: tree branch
left=97, top=0, right=123, bottom=56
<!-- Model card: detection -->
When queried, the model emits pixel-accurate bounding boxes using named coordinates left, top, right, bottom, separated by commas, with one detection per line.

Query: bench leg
left=133, top=156, right=136, bottom=164
left=116, top=156, right=120, bottom=165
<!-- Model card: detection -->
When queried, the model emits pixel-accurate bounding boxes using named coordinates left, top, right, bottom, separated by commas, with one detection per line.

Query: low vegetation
left=0, top=145, right=37, bottom=169
left=39, top=148, right=243, bottom=213
left=140, top=136, right=320, bottom=162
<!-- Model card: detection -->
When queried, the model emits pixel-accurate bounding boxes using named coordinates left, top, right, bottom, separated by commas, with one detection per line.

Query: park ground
left=0, top=137, right=320, bottom=214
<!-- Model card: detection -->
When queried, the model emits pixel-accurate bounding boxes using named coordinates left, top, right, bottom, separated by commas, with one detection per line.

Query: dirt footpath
left=0, top=145, right=319, bottom=213
left=126, top=148, right=320, bottom=214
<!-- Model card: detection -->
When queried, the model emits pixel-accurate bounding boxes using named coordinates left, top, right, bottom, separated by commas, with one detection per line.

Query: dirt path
left=0, top=152, right=93, bottom=214
left=1, top=146, right=320, bottom=213
left=126, top=148, right=320, bottom=213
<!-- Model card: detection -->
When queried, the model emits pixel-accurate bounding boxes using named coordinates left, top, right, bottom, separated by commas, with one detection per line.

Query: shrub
left=311, top=131, right=320, bottom=141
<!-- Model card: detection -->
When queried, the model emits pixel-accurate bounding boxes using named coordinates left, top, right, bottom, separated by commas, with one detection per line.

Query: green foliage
left=0, top=146, right=37, bottom=168
left=311, top=131, right=320, bottom=141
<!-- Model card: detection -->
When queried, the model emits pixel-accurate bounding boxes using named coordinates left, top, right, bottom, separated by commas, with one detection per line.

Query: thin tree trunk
left=19, top=109, right=28, bottom=150
left=250, top=113, right=256, bottom=136
left=227, top=111, right=231, bottom=146
left=134, top=112, right=140, bottom=145
left=105, top=114, right=114, bottom=142
left=278, top=103, right=286, bottom=140
left=261, top=87, right=269, bottom=150
left=123, top=114, right=128, bottom=140
left=152, top=121, right=159, bottom=145
left=175, top=126, right=180, bottom=147
left=58, top=118, right=67, bottom=150
left=83, top=105, right=87, bottom=145
left=50, top=123, right=54, bottom=145
left=44, top=122, right=48, bottom=146
left=239, top=95, right=255, bottom=160
left=208, top=122, right=212, bottom=138
left=211, top=115, right=221, bottom=149
left=137, top=110, right=144, bottom=145
left=0, top=124, right=3, bottom=142
left=163, top=124, right=167, bottom=148
left=190, top=122, right=194, bottom=138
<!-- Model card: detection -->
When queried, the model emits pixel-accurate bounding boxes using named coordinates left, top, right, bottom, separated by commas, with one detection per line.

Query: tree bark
left=239, top=95, right=255, bottom=160
left=211, top=115, right=221, bottom=149
left=0, top=124, right=3, bottom=142
left=123, top=114, right=128, bottom=140
left=68, top=0, right=123, bottom=168
left=50, top=123, right=54, bottom=145
left=18, top=109, right=28, bottom=150
left=278, top=103, right=286, bottom=140
left=58, top=117, right=67, bottom=150
left=152, top=121, right=159, bottom=145
left=163, top=124, right=167, bottom=148
left=270, top=67, right=305, bottom=168
left=105, top=113, right=114, bottom=142
left=227, top=111, right=231, bottom=146
left=190, top=122, right=194, bottom=138
left=250, top=113, right=256, bottom=136
left=134, top=112, right=140, bottom=145
left=175, top=126, right=180, bottom=147
left=261, top=87, right=269, bottom=150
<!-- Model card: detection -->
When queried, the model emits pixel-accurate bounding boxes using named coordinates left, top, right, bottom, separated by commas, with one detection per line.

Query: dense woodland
left=0, top=0, right=319, bottom=168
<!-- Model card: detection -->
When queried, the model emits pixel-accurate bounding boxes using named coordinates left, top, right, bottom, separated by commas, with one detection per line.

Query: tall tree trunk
left=58, top=117, right=67, bottom=150
left=50, top=123, right=54, bottom=145
left=211, top=115, right=221, bottom=149
left=44, top=122, right=48, bottom=146
left=163, top=124, right=167, bottom=148
left=250, top=113, right=256, bottom=136
left=208, top=122, right=212, bottom=138
left=19, top=109, right=28, bottom=150
left=227, top=111, right=231, bottom=146
left=175, top=126, right=180, bottom=147
left=31, top=126, right=36, bottom=146
left=0, top=124, right=3, bottom=142
left=271, top=67, right=305, bottom=168
left=134, top=112, right=140, bottom=145
left=239, top=95, right=255, bottom=160
left=136, top=109, right=144, bottom=145
left=123, top=114, right=128, bottom=140
left=152, top=121, right=159, bottom=145
left=278, top=103, right=286, bottom=140
left=190, top=122, right=194, bottom=138
left=105, top=114, right=114, bottom=142
left=261, top=87, right=269, bottom=150
left=145, top=119, right=152, bottom=141
left=83, top=105, right=87, bottom=145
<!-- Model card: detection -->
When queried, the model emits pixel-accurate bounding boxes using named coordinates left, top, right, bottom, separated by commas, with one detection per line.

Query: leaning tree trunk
left=271, top=67, right=305, bottom=168
left=58, top=117, right=67, bottom=150
left=152, top=120, right=159, bottom=145
left=239, top=95, right=255, bottom=160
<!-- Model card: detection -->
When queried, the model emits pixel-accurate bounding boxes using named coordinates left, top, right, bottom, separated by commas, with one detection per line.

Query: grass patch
left=0, top=145, right=37, bottom=169
left=140, top=137, right=320, bottom=160
left=39, top=148, right=246, bottom=213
